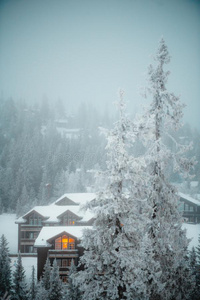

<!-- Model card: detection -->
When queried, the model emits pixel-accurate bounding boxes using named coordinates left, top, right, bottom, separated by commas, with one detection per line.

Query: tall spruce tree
left=196, top=234, right=200, bottom=295
left=12, top=252, right=27, bottom=300
left=41, top=258, right=51, bottom=291
left=49, top=259, right=63, bottom=300
left=0, top=235, right=12, bottom=297
left=66, top=260, right=82, bottom=300
left=27, top=266, right=36, bottom=300
left=189, top=247, right=199, bottom=299
left=76, top=91, right=160, bottom=300
left=35, top=281, right=48, bottom=300
left=139, top=38, right=194, bottom=300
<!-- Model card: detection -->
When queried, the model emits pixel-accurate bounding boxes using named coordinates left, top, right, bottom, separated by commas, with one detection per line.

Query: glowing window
left=62, top=235, right=68, bottom=249
left=55, top=235, right=75, bottom=250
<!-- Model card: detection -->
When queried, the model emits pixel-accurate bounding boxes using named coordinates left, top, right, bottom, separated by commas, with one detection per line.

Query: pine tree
left=139, top=38, right=195, bottom=299
left=35, top=281, right=48, bottom=300
left=27, top=266, right=37, bottom=300
left=41, top=258, right=51, bottom=291
left=11, top=252, right=27, bottom=300
left=16, top=185, right=30, bottom=217
left=49, top=259, right=63, bottom=300
left=0, top=235, right=12, bottom=298
left=189, top=247, right=199, bottom=299
left=76, top=91, right=159, bottom=300
left=196, top=234, right=200, bottom=264
left=66, top=260, right=82, bottom=300
left=196, top=234, right=200, bottom=296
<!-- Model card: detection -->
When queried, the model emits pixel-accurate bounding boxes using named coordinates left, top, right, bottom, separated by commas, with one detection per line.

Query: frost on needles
left=138, top=38, right=195, bottom=300
left=76, top=91, right=161, bottom=300
left=75, top=39, right=195, bottom=300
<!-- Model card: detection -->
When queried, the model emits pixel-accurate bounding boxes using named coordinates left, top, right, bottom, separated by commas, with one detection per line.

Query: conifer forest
left=0, top=0, right=200, bottom=299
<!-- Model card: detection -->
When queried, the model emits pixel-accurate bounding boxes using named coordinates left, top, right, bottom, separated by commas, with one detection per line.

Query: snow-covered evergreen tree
left=189, top=247, right=199, bottom=299
left=196, top=234, right=200, bottom=264
left=76, top=91, right=160, bottom=300
left=139, top=38, right=194, bottom=300
left=49, top=259, right=63, bottom=300
left=16, top=185, right=30, bottom=217
left=11, top=252, right=27, bottom=300
left=196, top=234, right=200, bottom=295
left=41, top=258, right=51, bottom=291
left=27, top=266, right=37, bottom=300
left=35, top=281, right=48, bottom=300
left=0, top=235, right=12, bottom=298
left=66, top=259, right=82, bottom=300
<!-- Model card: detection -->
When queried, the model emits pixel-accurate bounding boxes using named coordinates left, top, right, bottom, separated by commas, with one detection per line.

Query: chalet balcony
left=48, top=249, right=79, bottom=259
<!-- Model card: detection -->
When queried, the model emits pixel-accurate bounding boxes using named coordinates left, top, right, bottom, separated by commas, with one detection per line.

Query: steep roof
left=53, top=193, right=95, bottom=205
left=16, top=193, right=95, bottom=224
left=179, top=192, right=200, bottom=206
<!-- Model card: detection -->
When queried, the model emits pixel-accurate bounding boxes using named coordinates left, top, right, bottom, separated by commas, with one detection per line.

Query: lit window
left=55, top=235, right=75, bottom=250
left=62, top=235, right=68, bottom=249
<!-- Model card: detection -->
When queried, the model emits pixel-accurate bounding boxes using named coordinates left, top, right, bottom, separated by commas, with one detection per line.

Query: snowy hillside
left=0, top=214, right=18, bottom=253
left=0, top=214, right=37, bottom=282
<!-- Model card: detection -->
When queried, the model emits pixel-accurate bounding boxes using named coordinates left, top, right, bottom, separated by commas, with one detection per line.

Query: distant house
left=15, top=193, right=95, bottom=280
left=178, top=192, right=200, bottom=224
left=15, top=194, right=95, bottom=247
left=15, top=191, right=200, bottom=280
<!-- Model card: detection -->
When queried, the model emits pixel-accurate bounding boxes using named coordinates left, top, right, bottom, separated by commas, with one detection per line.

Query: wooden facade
left=35, top=230, right=84, bottom=281
left=15, top=193, right=95, bottom=254
left=15, top=192, right=200, bottom=281
left=179, top=194, right=200, bottom=223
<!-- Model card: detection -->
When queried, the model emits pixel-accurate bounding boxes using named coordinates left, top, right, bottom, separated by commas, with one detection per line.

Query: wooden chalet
left=34, top=226, right=86, bottom=281
left=15, top=193, right=95, bottom=255
left=179, top=192, right=200, bottom=223
left=15, top=191, right=200, bottom=281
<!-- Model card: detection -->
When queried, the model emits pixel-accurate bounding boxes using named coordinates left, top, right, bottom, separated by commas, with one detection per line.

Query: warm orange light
left=62, top=238, right=68, bottom=243
left=69, top=238, right=75, bottom=243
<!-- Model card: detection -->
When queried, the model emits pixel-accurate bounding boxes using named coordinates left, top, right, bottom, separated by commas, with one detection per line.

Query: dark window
left=62, top=213, right=76, bottom=225
left=62, top=259, right=71, bottom=267
left=28, top=213, right=42, bottom=225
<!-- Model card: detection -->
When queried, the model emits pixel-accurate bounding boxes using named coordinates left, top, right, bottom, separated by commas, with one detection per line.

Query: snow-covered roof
left=179, top=192, right=200, bottom=206
left=53, top=193, right=95, bottom=206
left=16, top=193, right=95, bottom=224
left=53, top=193, right=96, bottom=205
left=34, top=226, right=90, bottom=247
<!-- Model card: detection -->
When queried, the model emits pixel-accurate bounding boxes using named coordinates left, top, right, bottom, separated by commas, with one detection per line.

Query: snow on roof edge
left=179, top=192, right=200, bottom=206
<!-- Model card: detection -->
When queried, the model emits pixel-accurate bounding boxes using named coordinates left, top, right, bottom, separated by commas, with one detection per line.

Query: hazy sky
left=0, top=0, right=199, bottom=128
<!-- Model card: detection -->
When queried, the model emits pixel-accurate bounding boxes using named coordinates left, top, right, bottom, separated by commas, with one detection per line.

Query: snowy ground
left=10, top=256, right=37, bottom=284
left=0, top=214, right=37, bottom=282
left=0, top=213, right=199, bottom=282
left=182, top=223, right=200, bottom=250
left=0, top=214, right=18, bottom=253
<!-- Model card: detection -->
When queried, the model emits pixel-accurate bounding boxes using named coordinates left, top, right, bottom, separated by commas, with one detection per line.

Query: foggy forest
left=0, top=0, right=200, bottom=300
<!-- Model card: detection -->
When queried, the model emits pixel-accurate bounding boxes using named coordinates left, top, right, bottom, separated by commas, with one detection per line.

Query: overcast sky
left=0, top=0, right=199, bottom=128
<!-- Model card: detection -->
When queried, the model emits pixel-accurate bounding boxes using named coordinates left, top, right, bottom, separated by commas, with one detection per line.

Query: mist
left=0, top=0, right=200, bottom=128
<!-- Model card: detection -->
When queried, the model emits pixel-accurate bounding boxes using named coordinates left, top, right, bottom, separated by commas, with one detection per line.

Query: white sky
left=0, top=0, right=199, bottom=128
